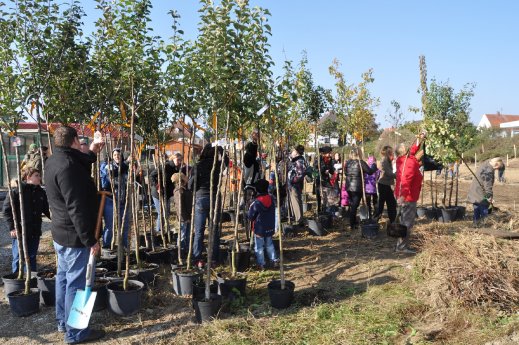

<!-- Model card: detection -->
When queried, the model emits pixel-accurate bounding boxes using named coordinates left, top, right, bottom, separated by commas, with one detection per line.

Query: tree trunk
left=448, top=168, right=454, bottom=208
left=442, top=168, right=448, bottom=207
left=14, top=146, right=30, bottom=293
left=145, top=151, right=154, bottom=251
left=206, top=112, right=230, bottom=299
left=0, top=134, right=23, bottom=281
left=273, top=137, right=286, bottom=289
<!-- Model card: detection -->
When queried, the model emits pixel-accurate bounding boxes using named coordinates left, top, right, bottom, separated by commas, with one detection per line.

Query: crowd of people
left=1, top=126, right=507, bottom=343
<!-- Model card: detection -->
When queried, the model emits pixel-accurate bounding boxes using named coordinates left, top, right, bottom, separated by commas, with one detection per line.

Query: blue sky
left=80, top=0, right=519, bottom=127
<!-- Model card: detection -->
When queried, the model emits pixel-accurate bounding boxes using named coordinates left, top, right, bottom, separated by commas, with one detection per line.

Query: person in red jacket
left=394, top=133, right=425, bottom=253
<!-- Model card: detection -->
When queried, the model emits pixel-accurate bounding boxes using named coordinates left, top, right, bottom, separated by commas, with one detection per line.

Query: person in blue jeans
left=44, top=126, right=105, bottom=344
left=3, top=167, right=50, bottom=273
left=100, top=148, right=129, bottom=248
left=190, top=144, right=229, bottom=268
left=248, top=179, right=279, bottom=270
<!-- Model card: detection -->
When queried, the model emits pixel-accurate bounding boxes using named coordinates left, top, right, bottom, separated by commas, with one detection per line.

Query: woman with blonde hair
left=344, top=147, right=376, bottom=230
left=373, top=146, right=397, bottom=222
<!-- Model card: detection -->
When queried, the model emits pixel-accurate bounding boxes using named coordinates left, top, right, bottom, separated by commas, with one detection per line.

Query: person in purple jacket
left=364, top=155, right=380, bottom=218
left=248, top=179, right=279, bottom=270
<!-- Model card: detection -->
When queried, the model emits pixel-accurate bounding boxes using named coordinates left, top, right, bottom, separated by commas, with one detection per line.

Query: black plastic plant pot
left=172, top=268, right=201, bottom=296
left=139, top=234, right=162, bottom=249
left=100, top=248, right=117, bottom=260
left=96, top=259, right=117, bottom=272
left=456, top=206, right=466, bottom=220
left=104, top=270, right=138, bottom=282
left=318, top=212, right=333, bottom=229
left=36, top=270, right=56, bottom=306
left=216, top=273, right=247, bottom=301
left=302, top=202, right=313, bottom=213
left=192, top=294, right=222, bottom=323
left=440, top=207, right=458, bottom=223
left=221, top=211, right=232, bottom=223
left=2, top=273, right=37, bottom=300
left=217, top=245, right=229, bottom=265
left=131, top=263, right=160, bottom=286
left=225, top=209, right=236, bottom=224
left=435, top=207, right=445, bottom=222
left=361, top=222, right=379, bottom=239
left=267, top=280, right=295, bottom=309
left=282, top=224, right=295, bottom=236
left=192, top=279, right=218, bottom=301
left=106, top=280, right=144, bottom=316
left=144, top=247, right=173, bottom=264
left=95, top=267, right=108, bottom=277
left=226, top=247, right=251, bottom=273
left=7, top=288, right=40, bottom=317
left=425, top=207, right=439, bottom=220
left=416, top=206, right=428, bottom=218
left=93, top=278, right=109, bottom=312
left=306, top=219, right=323, bottom=236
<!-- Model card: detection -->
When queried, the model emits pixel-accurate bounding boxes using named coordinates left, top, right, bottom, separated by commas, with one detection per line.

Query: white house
left=477, top=113, right=519, bottom=137
left=308, top=111, right=341, bottom=147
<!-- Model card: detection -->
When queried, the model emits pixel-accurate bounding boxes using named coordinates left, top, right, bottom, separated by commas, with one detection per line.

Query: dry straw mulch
left=415, top=231, right=519, bottom=312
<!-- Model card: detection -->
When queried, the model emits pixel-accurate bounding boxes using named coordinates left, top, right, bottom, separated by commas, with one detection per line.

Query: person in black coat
left=189, top=144, right=229, bottom=267
left=44, top=126, right=105, bottom=343
left=3, top=167, right=50, bottom=273
left=314, top=146, right=337, bottom=214
left=344, top=147, right=376, bottom=230
left=150, top=153, right=185, bottom=233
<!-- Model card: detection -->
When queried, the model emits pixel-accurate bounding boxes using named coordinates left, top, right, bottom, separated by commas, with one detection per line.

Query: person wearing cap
left=100, top=148, right=130, bottom=248
left=287, top=145, right=307, bottom=227
left=248, top=179, right=278, bottom=270
left=314, top=146, right=337, bottom=214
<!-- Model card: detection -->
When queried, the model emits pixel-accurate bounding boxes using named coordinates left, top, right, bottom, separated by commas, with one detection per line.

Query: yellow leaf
left=120, top=102, right=127, bottom=122
left=212, top=112, right=217, bottom=130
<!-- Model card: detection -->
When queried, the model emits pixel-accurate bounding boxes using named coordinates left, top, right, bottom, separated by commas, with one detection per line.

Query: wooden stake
left=515, top=144, right=517, bottom=159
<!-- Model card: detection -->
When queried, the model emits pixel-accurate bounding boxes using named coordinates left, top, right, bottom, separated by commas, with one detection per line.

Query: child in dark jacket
left=248, top=179, right=279, bottom=269
left=3, top=167, right=50, bottom=273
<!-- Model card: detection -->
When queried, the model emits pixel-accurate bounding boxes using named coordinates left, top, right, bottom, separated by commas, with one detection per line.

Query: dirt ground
left=1, top=160, right=519, bottom=344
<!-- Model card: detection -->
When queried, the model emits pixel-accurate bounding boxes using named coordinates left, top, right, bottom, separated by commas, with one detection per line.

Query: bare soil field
left=2, top=160, right=519, bottom=344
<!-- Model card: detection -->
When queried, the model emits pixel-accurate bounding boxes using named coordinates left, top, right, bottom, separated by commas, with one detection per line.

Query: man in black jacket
left=44, top=126, right=105, bottom=344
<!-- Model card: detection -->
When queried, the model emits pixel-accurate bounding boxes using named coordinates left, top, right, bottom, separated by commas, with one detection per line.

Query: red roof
left=17, top=122, right=128, bottom=138
left=484, top=114, right=519, bottom=127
